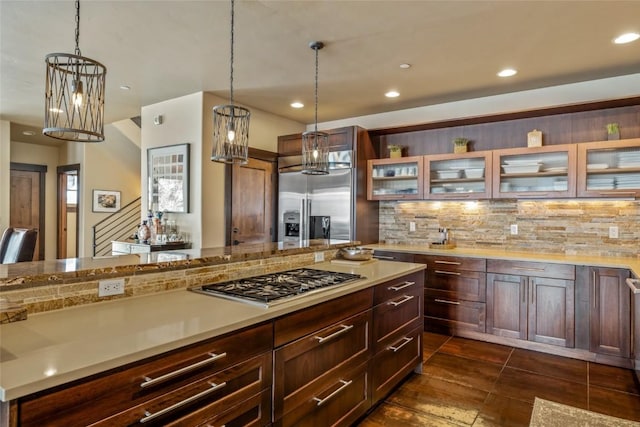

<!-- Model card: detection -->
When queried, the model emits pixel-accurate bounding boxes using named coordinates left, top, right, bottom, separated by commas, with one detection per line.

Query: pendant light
left=302, top=41, right=329, bottom=175
left=211, top=0, right=250, bottom=165
left=43, top=0, right=106, bottom=142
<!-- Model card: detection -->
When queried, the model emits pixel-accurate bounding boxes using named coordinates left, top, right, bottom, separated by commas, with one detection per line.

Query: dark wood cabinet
left=371, top=272, right=424, bottom=402
left=417, top=255, right=487, bottom=334
left=590, top=267, right=631, bottom=359
left=487, top=260, right=575, bottom=348
left=371, top=250, right=414, bottom=262
left=17, top=322, right=273, bottom=427
left=277, top=127, right=355, bottom=156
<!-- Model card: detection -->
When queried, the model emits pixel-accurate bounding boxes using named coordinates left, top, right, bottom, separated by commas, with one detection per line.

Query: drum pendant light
left=43, top=0, right=107, bottom=142
left=211, top=0, right=250, bottom=165
left=302, top=41, right=329, bottom=175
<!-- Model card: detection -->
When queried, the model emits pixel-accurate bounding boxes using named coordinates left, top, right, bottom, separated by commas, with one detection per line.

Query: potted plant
left=453, top=137, right=470, bottom=153
left=388, top=144, right=403, bottom=158
left=606, top=123, right=620, bottom=140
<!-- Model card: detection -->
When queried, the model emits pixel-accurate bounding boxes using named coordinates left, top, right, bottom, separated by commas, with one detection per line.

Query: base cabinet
left=486, top=261, right=575, bottom=348
left=589, top=267, right=631, bottom=358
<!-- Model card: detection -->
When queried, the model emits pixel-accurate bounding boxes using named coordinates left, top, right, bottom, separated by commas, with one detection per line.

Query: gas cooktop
left=190, top=268, right=364, bottom=307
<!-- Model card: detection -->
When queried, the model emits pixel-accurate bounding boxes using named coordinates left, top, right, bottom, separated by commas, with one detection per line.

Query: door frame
left=10, top=162, right=47, bottom=260
left=224, top=147, right=278, bottom=246
left=57, top=164, right=81, bottom=259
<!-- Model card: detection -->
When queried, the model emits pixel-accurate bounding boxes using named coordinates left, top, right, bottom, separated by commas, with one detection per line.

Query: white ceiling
left=2, top=0, right=640, bottom=144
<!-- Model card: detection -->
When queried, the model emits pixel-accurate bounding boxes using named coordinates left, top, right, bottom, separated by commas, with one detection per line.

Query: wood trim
left=56, top=164, right=80, bottom=260
left=369, top=96, right=640, bottom=136
left=10, top=162, right=46, bottom=260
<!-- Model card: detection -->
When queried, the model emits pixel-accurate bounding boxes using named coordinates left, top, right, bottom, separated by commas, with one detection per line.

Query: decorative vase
left=453, top=138, right=469, bottom=153
left=607, top=132, right=620, bottom=141
left=137, top=221, right=151, bottom=243
left=389, top=150, right=402, bottom=158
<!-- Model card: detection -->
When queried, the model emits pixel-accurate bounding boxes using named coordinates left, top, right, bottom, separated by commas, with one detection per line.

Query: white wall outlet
left=409, top=221, right=416, bottom=232
left=609, top=226, right=619, bottom=239
left=314, top=252, right=325, bottom=262
left=510, top=224, right=518, bottom=235
left=98, top=278, right=125, bottom=297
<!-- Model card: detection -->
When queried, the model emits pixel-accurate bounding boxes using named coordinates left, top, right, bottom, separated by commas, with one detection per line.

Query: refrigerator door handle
left=300, top=198, right=307, bottom=241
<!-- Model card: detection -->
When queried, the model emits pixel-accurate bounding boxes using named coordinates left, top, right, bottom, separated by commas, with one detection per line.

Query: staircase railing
left=92, top=197, right=142, bottom=256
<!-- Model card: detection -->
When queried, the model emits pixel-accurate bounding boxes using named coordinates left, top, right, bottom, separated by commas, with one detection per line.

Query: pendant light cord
left=313, top=44, right=319, bottom=134
left=74, top=0, right=81, bottom=56
left=229, top=0, right=235, bottom=107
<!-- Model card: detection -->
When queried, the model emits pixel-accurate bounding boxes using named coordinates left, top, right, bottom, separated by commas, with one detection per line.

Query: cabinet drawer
left=374, top=271, right=423, bottom=305
left=274, top=289, right=372, bottom=347
left=111, top=242, right=130, bottom=254
left=373, top=290, right=423, bottom=353
left=415, top=254, right=486, bottom=272
left=424, top=295, right=486, bottom=333
left=372, top=250, right=414, bottom=262
left=274, top=310, right=371, bottom=421
left=194, top=388, right=270, bottom=427
left=487, top=259, right=575, bottom=280
left=18, top=322, right=273, bottom=426
left=93, top=352, right=272, bottom=426
left=372, top=325, right=422, bottom=402
left=277, top=361, right=370, bottom=427
left=425, top=270, right=486, bottom=302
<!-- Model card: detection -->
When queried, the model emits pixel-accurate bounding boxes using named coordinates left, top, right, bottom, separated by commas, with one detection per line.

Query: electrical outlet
left=409, top=221, right=416, bottom=232
left=510, top=224, right=518, bottom=235
left=98, top=278, right=125, bottom=297
left=609, top=226, right=619, bottom=239
left=314, top=252, right=325, bottom=262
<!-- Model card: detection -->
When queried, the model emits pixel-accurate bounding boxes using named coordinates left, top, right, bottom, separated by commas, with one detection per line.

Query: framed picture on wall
left=147, top=143, right=190, bottom=213
left=92, top=190, right=121, bottom=213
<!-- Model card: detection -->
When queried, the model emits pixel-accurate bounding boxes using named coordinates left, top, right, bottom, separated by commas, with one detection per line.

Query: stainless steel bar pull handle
left=435, top=270, right=461, bottom=276
left=139, top=381, right=227, bottom=423
left=140, top=352, right=227, bottom=388
left=389, top=281, right=415, bottom=291
left=314, top=324, right=354, bottom=343
left=388, top=336, right=414, bottom=352
left=513, top=266, right=545, bottom=272
left=434, top=298, right=460, bottom=305
left=434, top=260, right=461, bottom=265
left=373, top=255, right=395, bottom=260
left=312, top=379, right=353, bottom=406
left=388, top=295, right=414, bottom=306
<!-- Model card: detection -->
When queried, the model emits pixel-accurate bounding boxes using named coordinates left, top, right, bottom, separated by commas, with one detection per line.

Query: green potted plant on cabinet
left=606, top=123, right=620, bottom=140
left=453, top=137, right=470, bottom=153
left=388, top=144, right=403, bottom=158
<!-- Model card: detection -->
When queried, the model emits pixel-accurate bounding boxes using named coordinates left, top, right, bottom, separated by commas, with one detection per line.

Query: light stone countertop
left=365, top=244, right=640, bottom=288
left=0, top=260, right=425, bottom=401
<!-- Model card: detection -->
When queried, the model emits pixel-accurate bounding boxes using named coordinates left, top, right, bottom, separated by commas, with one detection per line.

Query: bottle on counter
left=138, top=221, right=151, bottom=244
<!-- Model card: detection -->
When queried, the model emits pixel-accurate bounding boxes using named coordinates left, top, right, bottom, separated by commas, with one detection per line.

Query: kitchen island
left=0, top=247, right=425, bottom=426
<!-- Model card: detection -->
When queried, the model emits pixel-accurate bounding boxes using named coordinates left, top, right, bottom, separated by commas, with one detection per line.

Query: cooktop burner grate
left=191, top=268, right=364, bottom=307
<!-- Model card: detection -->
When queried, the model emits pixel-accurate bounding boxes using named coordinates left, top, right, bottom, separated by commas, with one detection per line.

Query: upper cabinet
left=277, top=127, right=355, bottom=156
left=577, top=138, right=640, bottom=198
left=492, top=144, right=577, bottom=199
left=367, top=156, right=424, bottom=200
left=424, top=151, right=493, bottom=200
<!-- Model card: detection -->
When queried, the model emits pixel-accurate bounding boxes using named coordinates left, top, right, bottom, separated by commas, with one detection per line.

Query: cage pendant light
left=212, top=0, right=250, bottom=165
left=43, top=0, right=106, bottom=142
left=301, top=41, right=329, bottom=175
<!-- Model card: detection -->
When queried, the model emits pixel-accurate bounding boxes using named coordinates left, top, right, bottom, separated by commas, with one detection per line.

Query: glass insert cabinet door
left=492, top=144, right=577, bottom=199
left=424, top=151, right=493, bottom=199
left=577, top=138, right=640, bottom=198
left=147, top=143, right=190, bottom=213
left=367, top=156, right=423, bottom=200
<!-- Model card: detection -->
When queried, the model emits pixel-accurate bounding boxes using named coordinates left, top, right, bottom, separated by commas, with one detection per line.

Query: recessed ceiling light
left=385, top=91, right=400, bottom=98
left=399, top=63, right=411, bottom=69
left=49, top=107, right=63, bottom=113
left=613, top=32, right=640, bottom=44
left=497, top=68, right=517, bottom=77
left=119, top=85, right=131, bottom=90
left=290, top=101, right=304, bottom=108
left=22, top=130, right=36, bottom=136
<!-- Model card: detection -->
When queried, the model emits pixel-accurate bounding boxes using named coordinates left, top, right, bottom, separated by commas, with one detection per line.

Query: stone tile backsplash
left=379, top=200, right=640, bottom=257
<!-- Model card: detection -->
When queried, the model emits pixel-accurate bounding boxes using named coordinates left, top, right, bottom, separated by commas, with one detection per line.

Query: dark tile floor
left=358, top=332, right=640, bottom=426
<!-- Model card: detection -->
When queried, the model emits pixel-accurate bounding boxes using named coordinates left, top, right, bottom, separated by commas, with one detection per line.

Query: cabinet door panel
left=590, top=267, right=631, bottom=358
left=487, top=273, right=527, bottom=339
left=528, top=277, right=575, bottom=348
left=425, top=270, right=486, bottom=302
left=373, top=288, right=423, bottom=352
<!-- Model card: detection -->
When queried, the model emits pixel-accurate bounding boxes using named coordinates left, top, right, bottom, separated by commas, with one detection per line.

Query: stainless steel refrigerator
left=278, top=150, right=377, bottom=244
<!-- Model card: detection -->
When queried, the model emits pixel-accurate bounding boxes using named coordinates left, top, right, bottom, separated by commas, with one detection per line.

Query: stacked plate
left=587, top=177, right=614, bottom=190
left=617, top=152, right=640, bottom=168
left=616, top=175, right=640, bottom=189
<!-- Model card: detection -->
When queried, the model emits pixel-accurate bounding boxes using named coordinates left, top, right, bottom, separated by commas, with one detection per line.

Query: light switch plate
left=409, top=222, right=416, bottom=232
left=609, top=226, right=619, bottom=239
left=314, top=252, right=325, bottom=262
left=510, top=224, right=518, bottom=235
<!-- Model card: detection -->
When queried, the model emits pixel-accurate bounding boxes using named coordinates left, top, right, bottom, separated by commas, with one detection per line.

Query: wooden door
left=590, top=267, right=631, bottom=358
left=231, top=157, right=274, bottom=245
left=9, top=165, right=46, bottom=260
left=486, top=273, right=527, bottom=339
left=528, top=277, right=575, bottom=348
